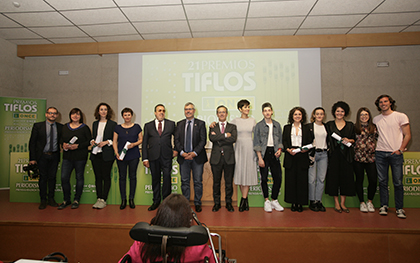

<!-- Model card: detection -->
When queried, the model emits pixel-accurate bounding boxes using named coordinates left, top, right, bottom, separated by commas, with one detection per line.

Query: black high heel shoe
left=120, top=199, right=127, bottom=210
left=129, top=199, right=135, bottom=209
left=245, top=197, right=249, bottom=211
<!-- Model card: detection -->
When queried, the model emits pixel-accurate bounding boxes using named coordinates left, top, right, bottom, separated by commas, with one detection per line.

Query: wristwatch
left=398, top=149, right=404, bottom=154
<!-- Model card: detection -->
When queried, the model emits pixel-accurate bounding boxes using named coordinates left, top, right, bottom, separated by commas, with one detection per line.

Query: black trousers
left=149, top=157, right=172, bottom=204
left=211, top=155, right=234, bottom=204
left=260, top=147, right=282, bottom=200
left=91, top=154, right=114, bottom=201
left=354, top=161, right=377, bottom=202
left=38, top=152, right=59, bottom=201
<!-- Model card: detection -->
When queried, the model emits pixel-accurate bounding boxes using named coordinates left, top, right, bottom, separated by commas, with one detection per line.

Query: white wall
left=0, top=38, right=23, bottom=97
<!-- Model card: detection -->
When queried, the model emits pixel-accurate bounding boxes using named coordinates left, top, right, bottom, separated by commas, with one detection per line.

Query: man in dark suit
left=209, top=105, right=237, bottom=212
left=175, top=102, right=207, bottom=213
left=29, top=107, right=63, bottom=209
left=142, top=104, right=177, bottom=211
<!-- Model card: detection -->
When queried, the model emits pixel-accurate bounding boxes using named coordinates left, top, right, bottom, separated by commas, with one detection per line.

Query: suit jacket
left=209, top=122, right=237, bottom=165
left=29, top=121, right=63, bottom=162
left=175, top=118, right=208, bottom=165
left=90, top=120, right=117, bottom=162
left=282, top=123, right=313, bottom=169
left=142, top=119, right=176, bottom=162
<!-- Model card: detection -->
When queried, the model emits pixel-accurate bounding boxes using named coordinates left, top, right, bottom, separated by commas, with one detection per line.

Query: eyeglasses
left=47, top=112, right=57, bottom=115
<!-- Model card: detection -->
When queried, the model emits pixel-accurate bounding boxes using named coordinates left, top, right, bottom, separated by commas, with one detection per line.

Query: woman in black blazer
left=90, top=103, right=117, bottom=209
left=283, top=107, right=313, bottom=212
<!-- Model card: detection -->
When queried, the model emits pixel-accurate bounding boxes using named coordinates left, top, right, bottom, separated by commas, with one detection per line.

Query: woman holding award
left=90, top=103, right=117, bottom=209
left=283, top=107, right=313, bottom=212
left=58, top=108, right=91, bottom=210
left=113, top=108, right=143, bottom=210
left=325, top=101, right=356, bottom=213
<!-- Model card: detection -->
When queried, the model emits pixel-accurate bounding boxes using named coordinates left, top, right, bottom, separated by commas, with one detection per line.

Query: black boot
left=239, top=198, right=245, bottom=212
left=129, top=199, right=135, bottom=209
left=245, top=197, right=249, bottom=211
left=120, top=199, right=127, bottom=210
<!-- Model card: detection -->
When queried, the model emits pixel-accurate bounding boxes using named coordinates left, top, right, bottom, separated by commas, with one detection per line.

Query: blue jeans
left=117, top=158, right=139, bottom=200
left=375, top=151, right=404, bottom=209
left=61, top=159, right=87, bottom=203
left=180, top=159, right=204, bottom=205
left=308, top=151, right=328, bottom=201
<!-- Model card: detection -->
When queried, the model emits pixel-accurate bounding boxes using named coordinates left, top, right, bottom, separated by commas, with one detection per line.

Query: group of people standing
left=29, top=94, right=410, bottom=219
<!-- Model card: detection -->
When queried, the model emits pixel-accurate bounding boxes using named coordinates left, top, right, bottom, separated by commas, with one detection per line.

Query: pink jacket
left=118, top=241, right=216, bottom=263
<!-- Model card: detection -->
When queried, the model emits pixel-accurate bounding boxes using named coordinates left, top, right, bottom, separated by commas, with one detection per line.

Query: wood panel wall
left=17, top=32, right=420, bottom=58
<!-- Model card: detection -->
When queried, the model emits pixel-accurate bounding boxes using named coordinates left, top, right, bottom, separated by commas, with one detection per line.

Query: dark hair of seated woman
left=141, top=194, right=193, bottom=262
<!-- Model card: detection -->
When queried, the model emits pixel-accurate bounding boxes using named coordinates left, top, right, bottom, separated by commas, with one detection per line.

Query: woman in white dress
left=231, top=100, right=257, bottom=212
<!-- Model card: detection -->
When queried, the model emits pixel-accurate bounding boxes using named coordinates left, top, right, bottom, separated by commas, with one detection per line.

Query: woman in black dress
left=325, top=101, right=355, bottom=213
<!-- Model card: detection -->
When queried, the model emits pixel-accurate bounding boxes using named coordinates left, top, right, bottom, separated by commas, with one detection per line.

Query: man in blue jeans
left=373, top=95, right=411, bottom=219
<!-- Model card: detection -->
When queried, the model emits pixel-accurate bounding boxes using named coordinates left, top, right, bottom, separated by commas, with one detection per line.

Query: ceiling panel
left=51, top=37, right=95, bottom=44
left=246, top=17, right=304, bottom=30
left=248, top=0, right=316, bottom=17
left=190, top=19, right=245, bottom=32
left=0, top=0, right=418, bottom=45
left=133, top=21, right=190, bottom=34
left=80, top=23, right=138, bottom=37
left=142, top=32, right=192, bottom=40
left=6, top=12, right=72, bottom=27
left=185, top=3, right=248, bottom=19
left=44, top=0, right=116, bottom=11
left=0, top=0, right=53, bottom=12
left=373, top=0, right=420, bottom=13
left=0, top=14, right=21, bottom=27
left=115, top=0, right=181, bottom=7
left=358, top=12, right=420, bottom=27
left=30, top=26, right=87, bottom=38
left=349, top=26, right=407, bottom=34
left=93, top=35, right=143, bottom=42
left=0, top=27, right=41, bottom=39
left=296, top=28, right=351, bottom=35
left=122, top=5, right=185, bottom=22
left=61, top=8, right=128, bottom=25
left=302, top=15, right=366, bottom=28
left=310, top=0, right=383, bottom=15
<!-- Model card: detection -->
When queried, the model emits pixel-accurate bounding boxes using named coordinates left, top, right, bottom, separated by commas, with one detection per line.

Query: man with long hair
left=373, top=95, right=411, bottom=219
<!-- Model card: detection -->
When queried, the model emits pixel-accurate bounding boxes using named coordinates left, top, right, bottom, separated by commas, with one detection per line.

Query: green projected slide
left=141, top=51, right=300, bottom=124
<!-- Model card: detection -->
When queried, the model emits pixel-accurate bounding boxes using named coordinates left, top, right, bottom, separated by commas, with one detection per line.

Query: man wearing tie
left=29, top=107, right=63, bottom=209
left=175, top=102, right=207, bottom=213
left=209, top=105, right=237, bottom=212
left=142, top=104, right=177, bottom=211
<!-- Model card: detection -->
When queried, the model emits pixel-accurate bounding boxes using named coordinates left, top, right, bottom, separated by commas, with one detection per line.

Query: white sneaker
left=264, top=200, right=272, bottom=213
left=360, top=202, right=368, bottom=213
left=97, top=199, right=107, bottom=209
left=271, top=199, right=284, bottom=212
left=379, top=205, right=388, bottom=216
left=367, top=202, right=375, bottom=212
left=93, top=198, right=101, bottom=209
left=396, top=209, right=406, bottom=219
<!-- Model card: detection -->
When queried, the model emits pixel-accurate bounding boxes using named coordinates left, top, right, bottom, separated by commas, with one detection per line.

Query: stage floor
left=1, top=189, right=419, bottom=230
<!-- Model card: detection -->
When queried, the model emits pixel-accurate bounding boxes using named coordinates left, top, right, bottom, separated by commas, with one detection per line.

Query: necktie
left=158, top=121, right=162, bottom=136
left=221, top=122, right=225, bottom=134
left=186, top=120, right=192, bottom=152
left=49, top=124, right=54, bottom=152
